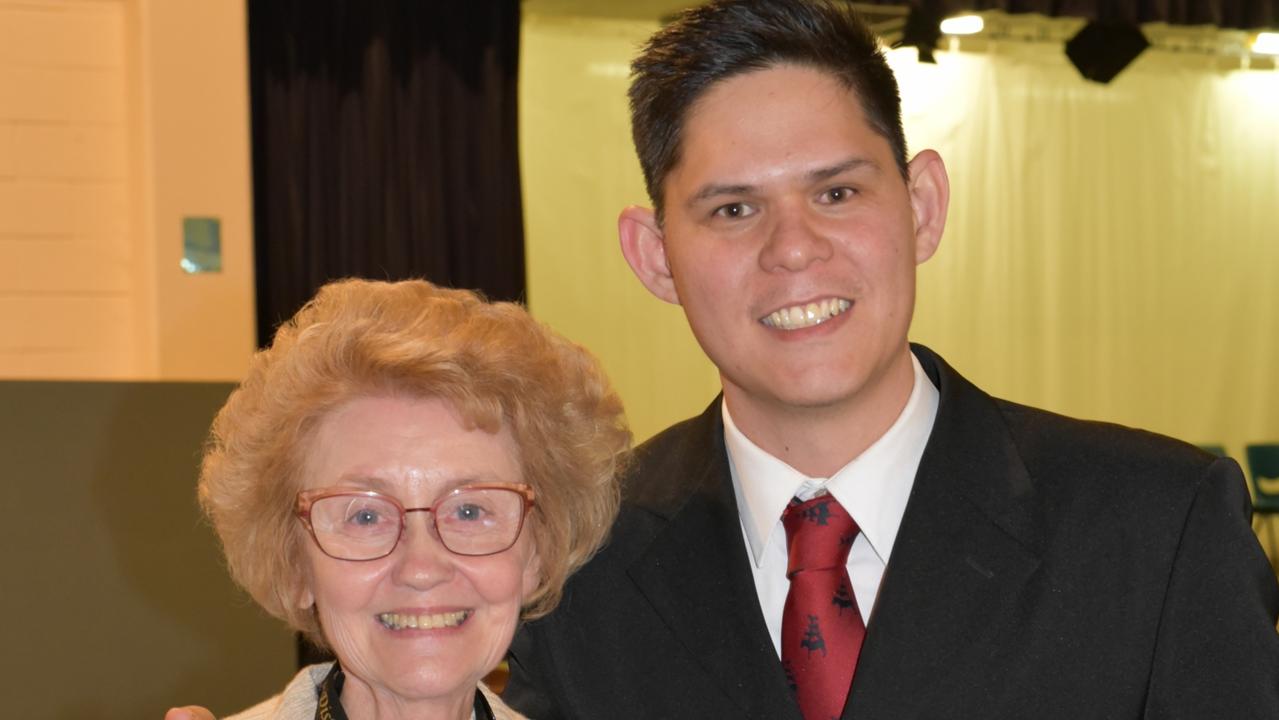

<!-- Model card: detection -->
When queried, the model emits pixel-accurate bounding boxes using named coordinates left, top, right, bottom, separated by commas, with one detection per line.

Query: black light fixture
left=893, top=5, right=943, bottom=64
left=1065, top=21, right=1150, bottom=83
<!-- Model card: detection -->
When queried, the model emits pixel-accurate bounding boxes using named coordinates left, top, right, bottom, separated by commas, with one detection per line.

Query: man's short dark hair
left=629, top=0, right=908, bottom=219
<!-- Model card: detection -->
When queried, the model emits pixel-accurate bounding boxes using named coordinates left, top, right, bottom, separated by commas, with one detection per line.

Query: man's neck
left=722, top=350, right=917, bottom=478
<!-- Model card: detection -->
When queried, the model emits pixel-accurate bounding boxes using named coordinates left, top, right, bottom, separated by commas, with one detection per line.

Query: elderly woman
left=181, top=278, right=628, bottom=720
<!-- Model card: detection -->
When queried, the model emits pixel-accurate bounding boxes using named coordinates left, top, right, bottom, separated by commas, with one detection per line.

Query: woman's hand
left=164, top=707, right=216, bottom=720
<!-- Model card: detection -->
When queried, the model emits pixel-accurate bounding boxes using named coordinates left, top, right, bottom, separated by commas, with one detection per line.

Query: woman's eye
left=349, top=509, right=382, bottom=526
left=452, top=503, right=486, bottom=522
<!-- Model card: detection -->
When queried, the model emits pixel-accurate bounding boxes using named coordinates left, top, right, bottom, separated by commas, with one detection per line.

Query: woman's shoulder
left=481, top=683, right=530, bottom=720
left=224, top=663, right=333, bottom=720
left=225, top=669, right=525, bottom=720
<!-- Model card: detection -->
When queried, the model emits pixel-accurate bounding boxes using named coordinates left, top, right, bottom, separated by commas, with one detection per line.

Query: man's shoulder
left=629, top=404, right=722, bottom=474
left=565, top=400, right=728, bottom=578
left=918, top=344, right=1221, bottom=497
left=995, top=396, right=1215, bottom=476
left=620, top=399, right=725, bottom=510
left=982, top=395, right=1231, bottom=522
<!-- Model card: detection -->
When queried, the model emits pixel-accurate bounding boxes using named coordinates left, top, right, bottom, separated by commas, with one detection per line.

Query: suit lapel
left=626, top=402, right=804, bottom=720
left=623, top=347, right=1043, bottom=720
left=846, top=346, right=1044, bottom=720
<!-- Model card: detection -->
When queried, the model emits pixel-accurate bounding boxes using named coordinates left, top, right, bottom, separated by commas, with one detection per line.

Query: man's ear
left=618, top=205, right=680, bottom=305
left=906, top=149, right=950, bottom=265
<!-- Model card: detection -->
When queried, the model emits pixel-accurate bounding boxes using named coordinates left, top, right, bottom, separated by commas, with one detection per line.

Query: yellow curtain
left=519, top=14, right=1279, bottom=480
left=521, top=14, right=720, bottom=442
left=894, top=46, right=1279, bottom=462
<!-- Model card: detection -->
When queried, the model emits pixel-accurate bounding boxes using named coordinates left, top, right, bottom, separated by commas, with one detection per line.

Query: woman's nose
left=391, top=513, right=456, bottom=590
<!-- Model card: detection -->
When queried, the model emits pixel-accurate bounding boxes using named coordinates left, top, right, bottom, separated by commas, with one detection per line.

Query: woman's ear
left=618, top=205, right=680, bottom=305
left=296, top=583, right=315, bottom=610
left=521, top=547, right=543, bottom=599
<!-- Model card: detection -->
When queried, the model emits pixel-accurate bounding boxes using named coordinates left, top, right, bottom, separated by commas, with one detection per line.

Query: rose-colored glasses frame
left=295, top=482, right=536, bottom=561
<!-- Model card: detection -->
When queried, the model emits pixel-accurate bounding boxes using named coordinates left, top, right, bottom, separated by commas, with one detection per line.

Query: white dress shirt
left=723, top=353, right=939, bottom=657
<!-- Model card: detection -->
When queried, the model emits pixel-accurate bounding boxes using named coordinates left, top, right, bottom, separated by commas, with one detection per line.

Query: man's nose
left=758, top=201, right=834, bottom=272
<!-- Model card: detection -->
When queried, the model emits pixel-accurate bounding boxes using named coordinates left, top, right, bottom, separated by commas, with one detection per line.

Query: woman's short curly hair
left=200, top=278, right=630, bottom=643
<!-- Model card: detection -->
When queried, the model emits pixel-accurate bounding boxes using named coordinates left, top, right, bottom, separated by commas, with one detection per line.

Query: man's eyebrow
left=687, top=182, right=757, bottom=207
left=684, top=158, right=880, bottom=208
left=807, top=157, right=877, bottom=182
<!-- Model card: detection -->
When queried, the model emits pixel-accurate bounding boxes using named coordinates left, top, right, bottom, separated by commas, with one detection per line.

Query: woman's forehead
left=302, top=395, right=522, bottom=496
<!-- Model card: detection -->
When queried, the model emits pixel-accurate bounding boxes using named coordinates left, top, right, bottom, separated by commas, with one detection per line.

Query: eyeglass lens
left=307, top=488, right=526, bottom=560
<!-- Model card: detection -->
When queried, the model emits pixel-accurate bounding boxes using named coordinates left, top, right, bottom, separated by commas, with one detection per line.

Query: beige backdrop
left=519, top=15, right=1279, bottom=477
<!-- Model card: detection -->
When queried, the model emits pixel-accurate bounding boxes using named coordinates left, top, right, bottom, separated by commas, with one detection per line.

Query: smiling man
left=502, top=1, right=1279, bottom=719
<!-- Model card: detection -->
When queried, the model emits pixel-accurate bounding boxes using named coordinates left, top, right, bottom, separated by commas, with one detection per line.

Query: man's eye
left=820, top=187, right=857, bottom=203
left=713, top=202, right=754, bottom=219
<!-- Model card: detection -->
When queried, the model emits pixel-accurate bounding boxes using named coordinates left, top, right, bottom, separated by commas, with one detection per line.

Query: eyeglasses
left=296, top=483, right=535, bottom=561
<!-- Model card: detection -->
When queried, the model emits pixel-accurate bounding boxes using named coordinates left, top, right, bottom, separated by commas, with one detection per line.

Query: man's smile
left=760, top=297, right=852, bottom=331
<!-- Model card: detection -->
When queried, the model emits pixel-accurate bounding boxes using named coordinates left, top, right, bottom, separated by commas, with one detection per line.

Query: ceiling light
left=940, top=15, right=984, bottom=36
left=1253, top=32, right=1279, bottom=55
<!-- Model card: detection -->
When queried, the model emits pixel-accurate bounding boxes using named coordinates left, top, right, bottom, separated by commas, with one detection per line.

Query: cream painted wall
left=0, top=0, right=140, bottom=377
left=0, top=0, right=254, bottom=381
left=134, top=0, right=255, bottom=380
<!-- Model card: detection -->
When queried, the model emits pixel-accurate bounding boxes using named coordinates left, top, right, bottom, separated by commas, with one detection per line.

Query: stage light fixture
left=1253, top=32, right=1279, bottom=55
left=894, top=5, right=943, bottom=63
left=940, top=15, right=983, bottom=36
left=1065, top=21, right=1150, bottom=84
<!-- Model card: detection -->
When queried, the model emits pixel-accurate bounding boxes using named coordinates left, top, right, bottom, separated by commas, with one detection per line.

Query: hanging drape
left=520, top=11, right=1279, bottom=559
left=248, top=0, right=525, bottom=348
left=890, top=44, right=1279, bottom=453
left=520, top=14, right=1279, bottom=456
left=861, top=0, right=1278, bottom=29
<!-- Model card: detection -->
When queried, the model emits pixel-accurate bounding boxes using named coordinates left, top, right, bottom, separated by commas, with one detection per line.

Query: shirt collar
left=725, top=352, right=940, bottom=568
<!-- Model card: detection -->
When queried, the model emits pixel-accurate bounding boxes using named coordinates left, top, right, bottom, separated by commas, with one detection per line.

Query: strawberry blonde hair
left=199, top=278, right=629, bottom=642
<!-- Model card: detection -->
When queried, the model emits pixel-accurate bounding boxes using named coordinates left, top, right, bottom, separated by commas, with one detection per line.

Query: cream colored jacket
left=225, top=663, right=526, bottom=720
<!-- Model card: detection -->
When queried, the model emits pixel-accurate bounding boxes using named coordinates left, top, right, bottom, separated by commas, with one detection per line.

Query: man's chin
left=723, top=352, right=914, bottom=418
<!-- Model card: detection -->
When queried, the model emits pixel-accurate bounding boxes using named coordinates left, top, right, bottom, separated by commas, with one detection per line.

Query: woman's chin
left=343, top=660, right=486, bottom=712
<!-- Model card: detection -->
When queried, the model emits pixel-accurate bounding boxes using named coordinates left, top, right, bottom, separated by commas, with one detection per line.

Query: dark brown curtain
left=248, top=0, right=525, bottom=349
left=863, top=0, right=1277, bottom=27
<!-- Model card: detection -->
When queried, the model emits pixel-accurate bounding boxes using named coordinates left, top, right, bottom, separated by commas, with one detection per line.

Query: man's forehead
left=667, top=64, right=886, bottom=186
left=684, top=62, right=864, bottom=115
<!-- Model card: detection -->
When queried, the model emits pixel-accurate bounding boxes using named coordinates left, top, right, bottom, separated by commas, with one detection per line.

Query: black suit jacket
left=505, top=346, right=1279, bottom=719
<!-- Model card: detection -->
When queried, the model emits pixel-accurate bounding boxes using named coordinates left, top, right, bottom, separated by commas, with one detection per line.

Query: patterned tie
left=781, top=494, right=866, bottom=720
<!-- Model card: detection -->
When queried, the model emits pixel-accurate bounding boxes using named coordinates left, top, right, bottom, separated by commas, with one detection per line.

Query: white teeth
left=762, top=298, right=851, bottom=330
left=377, top=610, right=469, bottom=631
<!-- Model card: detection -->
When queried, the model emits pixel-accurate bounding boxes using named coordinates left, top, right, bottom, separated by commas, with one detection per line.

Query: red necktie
left=781, top=495, right=866, bottom=720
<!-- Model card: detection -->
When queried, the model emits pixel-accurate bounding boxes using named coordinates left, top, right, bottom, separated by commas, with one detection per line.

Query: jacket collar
left=846, top=344, right=1043, bottom=720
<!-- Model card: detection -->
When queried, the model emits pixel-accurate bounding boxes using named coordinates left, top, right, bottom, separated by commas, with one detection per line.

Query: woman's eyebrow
left=330, top=474, right=392, bottom=493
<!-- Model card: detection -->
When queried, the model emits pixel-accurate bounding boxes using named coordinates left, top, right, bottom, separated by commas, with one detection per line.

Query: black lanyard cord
left=315, top=663, right=496, bottom=720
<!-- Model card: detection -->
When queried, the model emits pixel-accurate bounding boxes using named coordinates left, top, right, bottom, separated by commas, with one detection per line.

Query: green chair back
left=1245, top=444, right=1279, bottom=513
